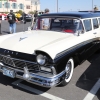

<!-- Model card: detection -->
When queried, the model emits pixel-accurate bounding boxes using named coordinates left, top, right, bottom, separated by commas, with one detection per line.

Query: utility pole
left=57, top=0, right=58, bottom=12
left=92, top=0, right=94, bottom=11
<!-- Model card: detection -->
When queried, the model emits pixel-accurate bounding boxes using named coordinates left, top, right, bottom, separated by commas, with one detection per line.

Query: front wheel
left=60, top=58, right=74, bottom=86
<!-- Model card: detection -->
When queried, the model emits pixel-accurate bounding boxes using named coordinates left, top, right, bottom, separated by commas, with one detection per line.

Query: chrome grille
left=13, top=59, right=26, bottom=69
left=0, top=54, right=39, bottom=72
left=3, top=56, right=15, bottom=66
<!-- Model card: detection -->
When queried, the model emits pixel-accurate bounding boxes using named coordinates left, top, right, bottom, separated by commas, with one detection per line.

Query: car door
left=76, top=18, right=98, bottom=61
left=94, top=18, right=100, bottom=48
left=92, top=18, right=100, bottom=36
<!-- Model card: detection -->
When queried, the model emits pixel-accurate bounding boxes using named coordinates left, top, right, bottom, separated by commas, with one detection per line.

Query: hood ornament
left=23, top=67, right=30, bottom=79
left=19, top=37, right=27, bottom=41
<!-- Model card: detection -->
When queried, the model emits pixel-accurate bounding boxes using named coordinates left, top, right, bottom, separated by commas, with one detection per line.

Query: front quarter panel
left=37, top=31, right=98, bottom=74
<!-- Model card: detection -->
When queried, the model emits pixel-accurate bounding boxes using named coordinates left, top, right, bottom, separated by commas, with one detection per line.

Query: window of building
left=83, top=19, right=92, bottom=32
left=19, top=3, right=23, bottom=9
left=4, top=2, right=10, bottom=8
left=92, top=18, right=99, bottom=29
left=12, top=3, right=17, bottom=9
left=26, top=5, right=30, bottom=9
left=0, top=2, right=2, bottom=8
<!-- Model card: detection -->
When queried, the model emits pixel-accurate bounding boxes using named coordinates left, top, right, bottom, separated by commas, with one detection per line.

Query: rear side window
left=98, top=18, right=100, bottom=25
left=83, top=19, right=92, bottom=32
left=92, top=18, right=99, bottom=29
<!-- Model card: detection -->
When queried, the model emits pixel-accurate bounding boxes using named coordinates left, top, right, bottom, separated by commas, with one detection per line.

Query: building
left=0, top=0, right=40, bottom=13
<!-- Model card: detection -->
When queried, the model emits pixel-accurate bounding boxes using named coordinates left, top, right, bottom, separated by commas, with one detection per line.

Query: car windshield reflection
left=31, top=17, right=80, bottom=33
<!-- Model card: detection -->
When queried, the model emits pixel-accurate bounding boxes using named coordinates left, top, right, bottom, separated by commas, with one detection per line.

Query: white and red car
left=0, top=12, right=100, bottom=87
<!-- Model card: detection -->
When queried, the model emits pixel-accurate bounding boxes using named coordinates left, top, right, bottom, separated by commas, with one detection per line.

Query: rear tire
left=60, top=58, right=74, bottom=86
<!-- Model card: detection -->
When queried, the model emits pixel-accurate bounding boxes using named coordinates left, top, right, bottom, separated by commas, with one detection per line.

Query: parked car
left=0, top=13, right=7, bottom=20
left=15, top=12, right=22, bottom=21
left=0, top=12, right=100, bottom=88
left=20, top=14, right=32, bottom=22
left=26, top=14, right=32, bottom=22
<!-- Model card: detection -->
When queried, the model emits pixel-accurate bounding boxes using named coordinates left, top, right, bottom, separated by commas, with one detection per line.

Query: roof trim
left=39, top=12, right=100, bottom=19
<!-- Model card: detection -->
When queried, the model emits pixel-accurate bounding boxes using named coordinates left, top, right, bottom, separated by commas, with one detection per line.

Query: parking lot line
left=12, top=79, right=65, bottom=100
left=83, top=78, right=100, bottom=100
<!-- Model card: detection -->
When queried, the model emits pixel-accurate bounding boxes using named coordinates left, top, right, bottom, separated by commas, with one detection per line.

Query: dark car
left=25, top=14, right=32, bottom=22
left=20, top=14, right=32, bottom=22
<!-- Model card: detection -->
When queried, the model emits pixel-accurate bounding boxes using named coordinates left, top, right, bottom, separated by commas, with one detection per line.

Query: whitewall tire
left=60, top=58, right=74, bottom=86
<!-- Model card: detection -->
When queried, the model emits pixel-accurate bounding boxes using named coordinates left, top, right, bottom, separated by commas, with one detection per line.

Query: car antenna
left=22, top=12, right=25, bottom=32
left=22, top=7, right=25, bottom=32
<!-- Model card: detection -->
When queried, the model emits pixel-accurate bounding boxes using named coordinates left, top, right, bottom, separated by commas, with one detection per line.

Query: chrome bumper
left=0, top=63, right=66, bottom=88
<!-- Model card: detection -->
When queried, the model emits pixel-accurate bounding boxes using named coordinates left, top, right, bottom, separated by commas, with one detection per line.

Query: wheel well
left=56, top=53, right=81, bottom=74
left=73, top=55, right=80, bottom=67
left=56, top=57, right=74, bottom=73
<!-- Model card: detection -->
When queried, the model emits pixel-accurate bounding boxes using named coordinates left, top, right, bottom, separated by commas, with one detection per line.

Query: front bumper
left=0, top=64, right=66, bottom=88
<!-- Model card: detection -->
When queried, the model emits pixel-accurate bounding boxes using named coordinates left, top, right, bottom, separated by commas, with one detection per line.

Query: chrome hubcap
left=65, top=62, right=71, bottom=79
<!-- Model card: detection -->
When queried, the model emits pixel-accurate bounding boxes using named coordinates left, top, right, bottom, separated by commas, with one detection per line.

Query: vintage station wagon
left=0, top=12, right=100, bottom=87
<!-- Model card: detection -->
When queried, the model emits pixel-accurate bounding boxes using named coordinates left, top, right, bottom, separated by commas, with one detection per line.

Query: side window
left=78, top=21, right=84, bottom=30
left=92, top=18, right=99, bottom=29
left=98, top=18, right=100, bottom=26
left=83, top=19, right=92, bottom=32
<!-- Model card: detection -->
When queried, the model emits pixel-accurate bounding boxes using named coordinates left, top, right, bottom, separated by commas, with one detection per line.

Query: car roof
left=40, top=12, right=100, bottom=19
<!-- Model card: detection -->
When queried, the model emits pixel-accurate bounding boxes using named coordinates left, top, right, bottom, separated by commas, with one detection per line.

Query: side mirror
left=75, top=31, right=80, bottom=36
left=76, top=30, right=84, bottom=36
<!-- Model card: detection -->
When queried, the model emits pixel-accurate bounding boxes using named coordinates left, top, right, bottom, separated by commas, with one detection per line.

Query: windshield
left=31, top=17, right=80, bottom=33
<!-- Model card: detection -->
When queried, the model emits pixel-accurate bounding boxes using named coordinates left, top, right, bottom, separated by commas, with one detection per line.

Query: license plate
left=3, top=67, right=15, bottom=78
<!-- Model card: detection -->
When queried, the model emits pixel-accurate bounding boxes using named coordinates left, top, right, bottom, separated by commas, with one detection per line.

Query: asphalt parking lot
left=1, top=20, right=31, bottom=35
left=0, top=21, right=100, bottom=100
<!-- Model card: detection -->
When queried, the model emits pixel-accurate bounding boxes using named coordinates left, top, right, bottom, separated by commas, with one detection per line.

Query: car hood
left=0, top=30, right=75, bottom=59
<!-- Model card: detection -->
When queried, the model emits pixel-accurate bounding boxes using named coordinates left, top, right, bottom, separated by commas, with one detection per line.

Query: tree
left=28, top=11, right=34, bottom=14
left=17, top=10, right=23, bottom=15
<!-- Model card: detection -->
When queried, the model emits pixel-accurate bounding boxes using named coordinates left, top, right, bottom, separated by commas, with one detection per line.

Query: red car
left=0, top=13, right=7, bottom=20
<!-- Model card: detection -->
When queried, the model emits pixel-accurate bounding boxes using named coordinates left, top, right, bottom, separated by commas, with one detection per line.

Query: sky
left=40, top=0, right=100, bottom=12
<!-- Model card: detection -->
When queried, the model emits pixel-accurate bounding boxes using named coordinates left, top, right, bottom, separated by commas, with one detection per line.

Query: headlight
left=36, top=54, right=46, bottom=65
